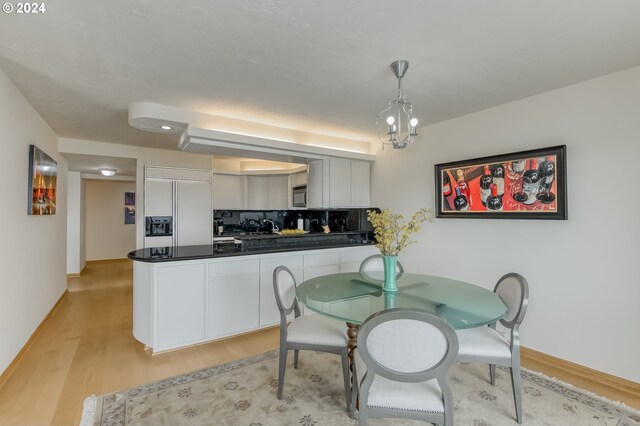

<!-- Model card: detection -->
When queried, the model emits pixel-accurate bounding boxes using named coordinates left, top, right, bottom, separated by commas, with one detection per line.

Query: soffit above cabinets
left=128, top=102, right=376, bottom=163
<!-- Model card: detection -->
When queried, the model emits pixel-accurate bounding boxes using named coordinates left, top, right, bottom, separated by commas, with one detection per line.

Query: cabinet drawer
left=208, top=259, right=260, bottom=278
left=260, top=254, right=303, bottom=274
left=304, top=251, right=340, bottom=268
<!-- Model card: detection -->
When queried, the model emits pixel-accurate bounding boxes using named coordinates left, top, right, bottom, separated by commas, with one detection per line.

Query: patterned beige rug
left=81, top=350, right=639, bottom=426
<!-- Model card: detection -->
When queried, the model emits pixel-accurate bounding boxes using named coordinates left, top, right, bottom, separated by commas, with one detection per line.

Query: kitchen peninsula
left=129, top=221, right=378, bottom=353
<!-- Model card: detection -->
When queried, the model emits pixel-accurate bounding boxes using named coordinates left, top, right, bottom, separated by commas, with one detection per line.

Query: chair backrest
left=494, top=273, right=529, bottom=329
left=359, top=254, right=404, bottom=279
left=357, top=308, right=458, bottom=383
left=273, top=266, right=300, bottom=319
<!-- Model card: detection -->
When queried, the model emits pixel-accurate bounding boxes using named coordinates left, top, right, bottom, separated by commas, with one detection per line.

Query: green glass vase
left=382, top=255, right=399, bottom=292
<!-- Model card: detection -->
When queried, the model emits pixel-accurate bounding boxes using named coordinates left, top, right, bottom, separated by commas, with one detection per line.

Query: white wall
left=58, top=138, right=212, bottom=249
left=84, top=180, right=136, bottom=260
left=0, top=69, right=67, bottom=375
left=371, top=66, right=640, bottom=382
left=66, top=172, right=85, bottom=274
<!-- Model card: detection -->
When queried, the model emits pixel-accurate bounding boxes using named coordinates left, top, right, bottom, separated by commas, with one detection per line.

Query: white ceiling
left=1, top=1, right=640, bottom=151
left=63, top=153, right=137, bottom=176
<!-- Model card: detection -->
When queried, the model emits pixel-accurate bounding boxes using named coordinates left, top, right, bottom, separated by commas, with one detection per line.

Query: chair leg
left=277, top=345, right=288, bottom=400
left=358, top=396, right=368, bottom=426
left=510, top=363, right=523, bottom=424
left=489, top=364, right=496, bottom=386
left=340, top=349, right=351, bottom=412
left=294, top=349, right=299, bottom=369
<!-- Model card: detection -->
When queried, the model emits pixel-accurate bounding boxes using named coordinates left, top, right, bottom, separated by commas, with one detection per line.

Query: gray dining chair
left=352, top=308, right=459, bottom=426
left=359, top=254, right=404, bottom=278
left=456, top=272, right=529, bottom=424
left=272, top=265, right=351, bottom=409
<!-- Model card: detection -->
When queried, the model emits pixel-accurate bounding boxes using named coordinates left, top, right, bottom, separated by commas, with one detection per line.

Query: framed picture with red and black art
left=435, top=145, right=567, bottom=220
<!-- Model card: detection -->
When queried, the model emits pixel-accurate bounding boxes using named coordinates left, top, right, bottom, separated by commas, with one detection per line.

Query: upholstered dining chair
left=352, top=308, right=459, bottom=426
left=456, top=273, right=529, bottom=424
left=359, top=254, right=404, bottom=278
left=272, top=265, right=351, bottom=409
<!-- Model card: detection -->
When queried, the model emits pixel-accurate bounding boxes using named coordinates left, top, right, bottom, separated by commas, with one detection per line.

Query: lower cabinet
left=156, top=263, right=206, bottom=349
left=135, top=245, right=379, bottom=353
left=207, top=275, right=260, bottom=338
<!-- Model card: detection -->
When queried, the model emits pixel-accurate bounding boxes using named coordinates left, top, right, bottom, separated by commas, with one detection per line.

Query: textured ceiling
left=1, top=0, right=640, bottom=151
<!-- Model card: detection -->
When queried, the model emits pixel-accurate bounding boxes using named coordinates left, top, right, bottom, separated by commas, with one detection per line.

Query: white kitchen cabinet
left=246, top=176, right=269, bottom=209
left=267, top=175, right=288, bottom=210
left=212, top=174, right=244, bottom=209
left=207, top=275, right=260, bottom=338
left=307, top=160, right=325, bottom=208
left=306, top=159, right=371, bottom=208
left=350, top=160, right=371, bottom=207
left=246, top=175, right=288, bottom=210
left=291, top=171, right=307, bottom=187
left=339, top=246, right=379, bottom=272
left=329, top=158, right=352, bottom=207
left=156, top=263, right=206, bottom=350
left=132, top=246, right=378, bottom=353
left=207, top=258, right=260, bottom=338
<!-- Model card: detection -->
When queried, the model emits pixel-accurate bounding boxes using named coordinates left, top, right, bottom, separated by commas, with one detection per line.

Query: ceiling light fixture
left=160, top=125, right=173, bottom=130
left=377, top=60, right=418, bottom=150
left=100, top=168, right=116, bottom=177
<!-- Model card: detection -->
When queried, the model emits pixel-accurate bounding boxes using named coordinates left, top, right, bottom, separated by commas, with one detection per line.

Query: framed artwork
left=28, top=145, right=57, bottom=215
left=435, top=145, right=567, bottom=220
left=124, top=192, right=136, bottom=224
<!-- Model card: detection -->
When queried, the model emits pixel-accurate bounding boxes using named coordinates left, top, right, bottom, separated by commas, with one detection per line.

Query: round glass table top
left=296, top=272, right=507, bottom=329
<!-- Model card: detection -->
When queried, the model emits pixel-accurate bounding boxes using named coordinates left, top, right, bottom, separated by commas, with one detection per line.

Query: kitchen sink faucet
left=263, top=219, right=279, bottom=233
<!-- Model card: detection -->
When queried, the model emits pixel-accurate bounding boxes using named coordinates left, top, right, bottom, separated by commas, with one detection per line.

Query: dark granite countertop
left=129, top=233, right=376, bottom=263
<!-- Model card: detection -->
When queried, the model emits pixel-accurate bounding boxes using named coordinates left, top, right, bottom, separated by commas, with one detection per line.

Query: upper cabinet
left=307, top=159, right=371, bottom=208
left=213, top=174, right=289, bottom=210
left=212, top=174, right=244, bottom=210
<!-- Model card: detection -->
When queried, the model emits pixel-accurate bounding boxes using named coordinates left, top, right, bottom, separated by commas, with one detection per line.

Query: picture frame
left=28, top=144, right=57, bottom=215
left=435, top=145, right=567, bottom=220
left=124, top=192, right=136, bottom=224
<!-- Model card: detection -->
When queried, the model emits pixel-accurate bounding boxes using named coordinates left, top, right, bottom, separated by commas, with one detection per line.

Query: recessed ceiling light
left=100, top=168, right=116, bottom=177
left=160, top=125, right=172, bottom=130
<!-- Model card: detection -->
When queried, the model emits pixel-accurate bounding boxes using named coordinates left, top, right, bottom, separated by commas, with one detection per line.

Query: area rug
left=81, top=350, right=639, bottom=426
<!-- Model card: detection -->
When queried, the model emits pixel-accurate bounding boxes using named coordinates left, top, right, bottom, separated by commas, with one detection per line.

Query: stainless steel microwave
left=292, top=185, right=307, bottom=208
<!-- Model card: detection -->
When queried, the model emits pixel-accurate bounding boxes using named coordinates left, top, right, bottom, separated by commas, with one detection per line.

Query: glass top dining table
left=296, top=272, right=507, bottom=329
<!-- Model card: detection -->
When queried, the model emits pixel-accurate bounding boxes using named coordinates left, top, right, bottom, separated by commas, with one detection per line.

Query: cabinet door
left=292, top=171, right=307, bottom=187
left=307, top=160, right=324, bottom=208
left=340, top=246, right=379, bottom=272
left=246, top=176, right=269, bottom=210
left=207, top=275, right=260, bottom=338
left=177, top=182, right=212, bottom=246
left=350, top=160, right=371, bottom=207
left=329, top=158, right=351, bottom=207
left=267, top=175, right=288, bottom=210
left=144, top=180, right=173, bottom=216
left=259, top=269, right=303, bottom=327
left=156, top=263, right=206, bottom=349
left=212, top=174, right=244, bottom=209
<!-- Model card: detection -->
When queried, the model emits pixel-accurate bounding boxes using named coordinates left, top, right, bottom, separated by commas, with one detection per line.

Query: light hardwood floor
left=0, top=260, right=637, bottom=425
left=0, top=260, right=279, bottom=425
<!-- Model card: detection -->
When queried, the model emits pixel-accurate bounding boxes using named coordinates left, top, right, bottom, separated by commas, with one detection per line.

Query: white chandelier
left=377, top=60, right=418, bottom=150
